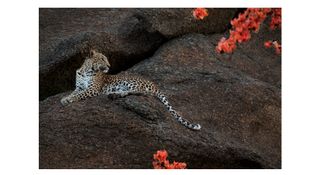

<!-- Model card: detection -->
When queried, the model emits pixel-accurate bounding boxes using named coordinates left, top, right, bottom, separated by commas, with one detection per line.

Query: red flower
left=264, top=40, right=281, bottom=54
left=165, top=161, right=187, bottom=169
left=193, top=8, right=208, bottom=20
left=216, top=37, right=236, bottom=54
left=264, top=40, right=273, bottom=48
left=152, top=150, right=187, bottom=169
left=153, top=150, right=167, bottom=162
left=272, top=41, right=282, bottom=54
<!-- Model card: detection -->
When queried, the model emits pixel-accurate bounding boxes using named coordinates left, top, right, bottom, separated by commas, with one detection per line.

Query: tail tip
left=193, top=124, right=201, bottom=130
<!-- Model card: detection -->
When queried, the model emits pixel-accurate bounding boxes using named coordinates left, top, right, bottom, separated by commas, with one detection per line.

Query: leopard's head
left=77, top=50, right=111, bottom=76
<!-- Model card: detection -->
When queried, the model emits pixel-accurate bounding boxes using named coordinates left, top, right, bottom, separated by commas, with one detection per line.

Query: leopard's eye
left=91, top=67, right=98, bottom=72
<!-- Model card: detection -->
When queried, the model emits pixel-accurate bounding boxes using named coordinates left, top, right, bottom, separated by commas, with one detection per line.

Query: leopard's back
left=101, top=74, right=159, bottom=96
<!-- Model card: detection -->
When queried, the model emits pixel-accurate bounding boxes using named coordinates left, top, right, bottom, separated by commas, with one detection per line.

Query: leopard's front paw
left=60, top=96, right=72, bottom=106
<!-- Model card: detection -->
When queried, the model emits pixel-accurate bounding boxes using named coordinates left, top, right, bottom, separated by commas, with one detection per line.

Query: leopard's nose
left=99, top=66, right=109, bottom=73
left=99, top=66, right=106, bottom=71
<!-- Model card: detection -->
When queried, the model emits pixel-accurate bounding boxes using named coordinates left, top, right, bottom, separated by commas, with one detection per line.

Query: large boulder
left=39, top=8, right=238, bottom=100
left=40, top=32, right=281, bottom=168
left=40, top=9, right=237, bottom=100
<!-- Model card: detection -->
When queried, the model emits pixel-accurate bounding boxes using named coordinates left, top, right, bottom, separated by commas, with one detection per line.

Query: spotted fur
left=61, top=50, right=201, bottom=130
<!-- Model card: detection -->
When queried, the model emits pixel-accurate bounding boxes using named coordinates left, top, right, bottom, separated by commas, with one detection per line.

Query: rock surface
left=39, top=8, right=238, bottom=100
left=40, top=21, right=281, bottom=168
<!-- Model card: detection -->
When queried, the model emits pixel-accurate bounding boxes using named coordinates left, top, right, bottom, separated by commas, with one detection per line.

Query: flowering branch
left=152, top=150, right=187, bottom=169
left=214, top=8, right=281, bottom=54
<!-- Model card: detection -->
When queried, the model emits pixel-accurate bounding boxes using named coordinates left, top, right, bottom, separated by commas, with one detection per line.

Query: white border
left=38, top=0, right=283, bottom=8
left=2, top=0, right=320, bottom=175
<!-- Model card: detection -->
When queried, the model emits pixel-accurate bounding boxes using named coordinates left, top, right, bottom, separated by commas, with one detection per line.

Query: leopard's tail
left=154, top=90, right=201, bottom=130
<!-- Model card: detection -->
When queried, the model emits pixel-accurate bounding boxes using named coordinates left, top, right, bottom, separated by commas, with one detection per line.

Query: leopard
left=61, top=50, right=201, bottom=130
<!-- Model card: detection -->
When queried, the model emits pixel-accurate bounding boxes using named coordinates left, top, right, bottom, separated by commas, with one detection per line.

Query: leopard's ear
left=89, top=49, right=97, bottom=57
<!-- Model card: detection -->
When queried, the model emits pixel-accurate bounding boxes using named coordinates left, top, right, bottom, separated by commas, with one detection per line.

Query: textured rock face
left=136, top=8, right=238, bottom=37
left=40, top=24, right=281, bottom=169
left=39, top=8, right=238, bottom=100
